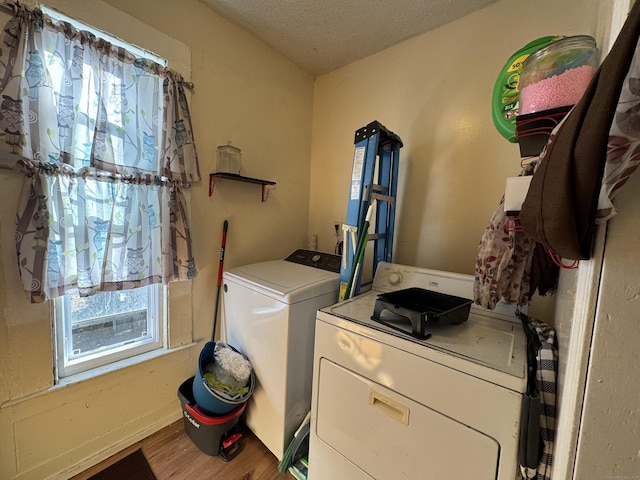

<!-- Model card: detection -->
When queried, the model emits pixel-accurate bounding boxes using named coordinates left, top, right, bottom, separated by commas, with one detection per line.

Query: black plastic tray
left=372, top=287, right=473, bottom=339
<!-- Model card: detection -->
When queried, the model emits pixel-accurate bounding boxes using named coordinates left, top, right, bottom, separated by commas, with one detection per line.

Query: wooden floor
left=73, top=420, right=285, bottom=480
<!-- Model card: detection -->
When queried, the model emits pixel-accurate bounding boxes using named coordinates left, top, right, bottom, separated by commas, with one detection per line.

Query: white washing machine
left=221, top=249, right=341, bottom=460
left=309, top=262, right=527, bottom=480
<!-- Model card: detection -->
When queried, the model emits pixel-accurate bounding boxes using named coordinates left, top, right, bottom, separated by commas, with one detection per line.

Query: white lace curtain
left=0, top=5, right=200, bottom=302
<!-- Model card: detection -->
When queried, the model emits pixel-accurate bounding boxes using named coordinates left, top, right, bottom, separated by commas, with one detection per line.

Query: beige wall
left=0, top=0, right=314, bottom=479
left=0, top=0, right=620, bottom=478
left=309, top=0, right=611, bottom=320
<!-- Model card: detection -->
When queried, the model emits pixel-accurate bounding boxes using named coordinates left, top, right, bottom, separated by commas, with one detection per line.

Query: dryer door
left=315, top=359, right=500, bottom=479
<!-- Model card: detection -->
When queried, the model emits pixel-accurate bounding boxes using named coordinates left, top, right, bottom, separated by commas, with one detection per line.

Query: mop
left=344, top=203, right=374, bottom=300
left=211, top=219, right=229, bottom=341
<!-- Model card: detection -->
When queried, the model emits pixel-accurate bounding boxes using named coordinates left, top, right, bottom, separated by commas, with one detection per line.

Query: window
left=54, top=285, right=166, bottom=377
left=1, top=4, right=199, bottom=375
left=40, top=8, right=169, bottom=378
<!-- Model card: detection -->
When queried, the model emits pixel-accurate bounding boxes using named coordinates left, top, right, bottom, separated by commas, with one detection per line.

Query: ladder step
left=370, top=192, right=395, bottom=204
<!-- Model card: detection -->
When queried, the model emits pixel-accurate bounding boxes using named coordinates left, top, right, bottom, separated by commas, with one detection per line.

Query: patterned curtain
left=0, top=5, right=200, bottom=302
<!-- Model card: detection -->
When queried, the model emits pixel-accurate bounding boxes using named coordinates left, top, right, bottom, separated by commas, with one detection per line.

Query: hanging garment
left=520, top=0, right=640, bottom=260
left=527, top=242, right=560, bottom=299
left=518, top=313, right=558, bottom=480
left=473, top=196, right=535, bottom=309
left=474, top=157, right=559, bottom=309
left=595, top=40, right=640, bottom=223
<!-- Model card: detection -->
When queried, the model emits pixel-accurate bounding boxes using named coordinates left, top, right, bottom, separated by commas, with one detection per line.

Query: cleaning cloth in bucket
left=204, top=342, right=252, bottom=398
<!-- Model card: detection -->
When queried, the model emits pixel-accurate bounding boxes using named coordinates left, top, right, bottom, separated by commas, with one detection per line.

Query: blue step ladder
left=339, top=120, right=403, bottom=301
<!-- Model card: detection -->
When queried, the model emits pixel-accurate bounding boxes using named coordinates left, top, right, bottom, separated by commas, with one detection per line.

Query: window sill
left=1, top=342, right=198, bottom=408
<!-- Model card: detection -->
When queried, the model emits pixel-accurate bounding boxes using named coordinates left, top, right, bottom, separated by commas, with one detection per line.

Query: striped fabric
left=519, top=313, right=558, bottom=480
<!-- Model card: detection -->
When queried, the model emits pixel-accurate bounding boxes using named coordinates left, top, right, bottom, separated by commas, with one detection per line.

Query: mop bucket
left=178, top=376, right=246, bottom=459
left=193, top=341, right=255, bottom=416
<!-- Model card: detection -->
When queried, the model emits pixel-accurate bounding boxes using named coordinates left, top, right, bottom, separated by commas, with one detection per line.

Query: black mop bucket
left=192, top=341, right=256, bottom=416
left=178, top=376, right=246, bottom=460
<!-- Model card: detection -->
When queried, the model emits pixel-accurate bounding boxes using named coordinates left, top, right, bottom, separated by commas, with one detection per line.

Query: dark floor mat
left=88, top=449, right=156, bottom=480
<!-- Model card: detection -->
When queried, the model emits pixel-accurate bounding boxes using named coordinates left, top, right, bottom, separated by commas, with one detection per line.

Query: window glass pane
left=67, top=287, right=153, bottom=358
left=56, top=284, right=164, bottom=377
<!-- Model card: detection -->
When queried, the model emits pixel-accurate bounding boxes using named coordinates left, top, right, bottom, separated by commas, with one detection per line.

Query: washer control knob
left=389, top=272, right=402, bottom=286
left=312, top=254, right=321, bottom=263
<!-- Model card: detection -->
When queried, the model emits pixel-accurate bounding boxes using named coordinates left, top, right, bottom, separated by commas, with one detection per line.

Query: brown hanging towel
left=520, top=2, right=640, bottom=260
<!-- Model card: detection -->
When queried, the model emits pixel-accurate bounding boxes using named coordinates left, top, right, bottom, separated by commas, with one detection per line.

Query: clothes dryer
left=309, top=261, right=528, bottom=479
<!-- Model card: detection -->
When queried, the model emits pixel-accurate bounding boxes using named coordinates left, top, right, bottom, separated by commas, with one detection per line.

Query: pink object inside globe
left=520, top=65, right=595, bottom=115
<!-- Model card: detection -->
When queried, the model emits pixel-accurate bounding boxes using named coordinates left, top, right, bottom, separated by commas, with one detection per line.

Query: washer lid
left=223, top=260, right=340, bottom=304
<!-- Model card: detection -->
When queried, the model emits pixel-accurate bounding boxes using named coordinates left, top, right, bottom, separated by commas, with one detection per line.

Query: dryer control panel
left=285, top=249, right=341, bottom=273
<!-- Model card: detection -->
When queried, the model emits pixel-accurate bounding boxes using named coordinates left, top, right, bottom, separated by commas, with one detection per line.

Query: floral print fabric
left=596, top=46, right=640, bottom=223
left=473, top=195, right=535, bottom=310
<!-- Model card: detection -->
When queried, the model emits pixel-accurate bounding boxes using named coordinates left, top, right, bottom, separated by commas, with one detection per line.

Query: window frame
left=53, top=284, right=168, bottom=379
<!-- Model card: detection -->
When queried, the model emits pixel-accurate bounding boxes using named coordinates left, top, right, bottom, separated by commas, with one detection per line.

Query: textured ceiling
left=200, top=0, right=498, bottom=76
